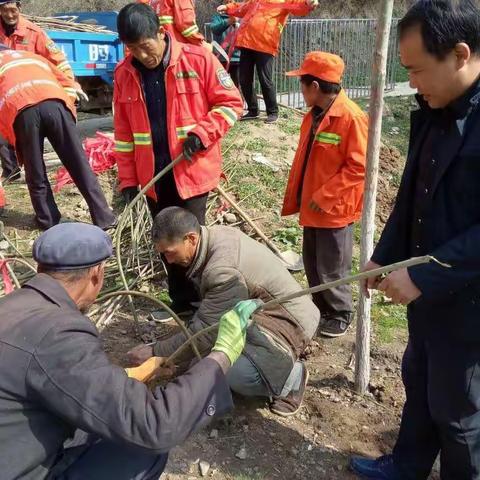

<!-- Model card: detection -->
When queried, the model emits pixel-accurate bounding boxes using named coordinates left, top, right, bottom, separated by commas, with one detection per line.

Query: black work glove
left=121, top=186, right=139, bottom=204
left=183, top=134, right=204, bottom=162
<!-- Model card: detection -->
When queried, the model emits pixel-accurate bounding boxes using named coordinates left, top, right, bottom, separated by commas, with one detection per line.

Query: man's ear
left=454, top=42, right=471, bottom=70
left=90, top=263, right=104, bottom=287
left=185, top=232, right=199, bottom=246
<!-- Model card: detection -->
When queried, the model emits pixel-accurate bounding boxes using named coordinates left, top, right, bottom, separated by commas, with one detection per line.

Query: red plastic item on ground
left=53, top=132, right=116, bottom=192
left=0, top=185, right=5, bottom=208
left=0, top=260, right=14, bottom=295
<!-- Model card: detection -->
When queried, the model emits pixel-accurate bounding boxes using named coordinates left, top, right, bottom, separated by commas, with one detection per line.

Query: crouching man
left=128, top=207, right=320, bottom=416
left=0, top=222, right=254, bottom=480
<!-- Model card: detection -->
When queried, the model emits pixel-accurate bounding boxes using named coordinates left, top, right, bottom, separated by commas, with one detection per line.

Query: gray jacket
left=0, top=274, right=232, bottom=480
left=155, top=226, right=320, bottom=395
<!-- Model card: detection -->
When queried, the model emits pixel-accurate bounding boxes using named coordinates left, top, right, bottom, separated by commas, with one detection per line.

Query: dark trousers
left=13, top=100, right=115, bottom=230
left=239, top=48, right=278, bottom=116
left=147, top=169, right=208, bottom=308
left=48, top=432, right=168, bottom=480
left=302, top=225, right=353, bottom=317
left=228, top=63, right=240, bottom=89
left=0, top=143, right=19, bottom=179
left=393, top=324, right=480, bottom=479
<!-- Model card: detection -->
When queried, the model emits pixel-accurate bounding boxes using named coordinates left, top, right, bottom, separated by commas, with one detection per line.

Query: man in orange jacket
left=218, top=0, right=317, bottom=123
left=137, top=0, right=205, bottom=46
left=0, top=0, right=85, bottom=182
left=114, top=3, right=243, bottom=313
left=282, top=52, right=368, bottom=337
left=0, top=46, right=116, bottom=231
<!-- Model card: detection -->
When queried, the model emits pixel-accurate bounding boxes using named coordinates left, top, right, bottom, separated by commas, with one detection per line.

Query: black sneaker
left=264, top=114, right=278, bottom=124
left=320, top=313, right=352, bottom=338
left=240, top=111, right=260, bottom=121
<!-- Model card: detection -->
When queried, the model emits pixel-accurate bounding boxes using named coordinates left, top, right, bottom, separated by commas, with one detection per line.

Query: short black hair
left=399, top=0, right=480, bottom=60
left=117, top=3, right=159, bottom=44
left=152, top=207, right=201, bottom=243
left=300, top=74, right=341, bottom=94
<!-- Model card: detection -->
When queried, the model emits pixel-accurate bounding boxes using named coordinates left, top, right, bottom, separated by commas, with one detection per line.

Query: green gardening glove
left=213, top=299, right=263, bottom=365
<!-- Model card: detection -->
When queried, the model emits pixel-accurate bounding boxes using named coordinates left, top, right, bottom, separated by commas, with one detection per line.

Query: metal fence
left=206, top=18, right=400, bottom=109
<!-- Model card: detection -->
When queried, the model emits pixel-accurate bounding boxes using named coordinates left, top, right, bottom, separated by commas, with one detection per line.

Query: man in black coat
left=0, top=222, right=257, bottom=480
left=350, top=1, right=480, bottom=479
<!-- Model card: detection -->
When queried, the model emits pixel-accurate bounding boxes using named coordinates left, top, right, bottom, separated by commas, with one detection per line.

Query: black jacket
left=0, top=274, right=232, bottom=480
left=372, top=87, right=480, bottom=339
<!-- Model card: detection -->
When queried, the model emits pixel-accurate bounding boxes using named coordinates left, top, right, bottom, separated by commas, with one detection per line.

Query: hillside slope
left=23, top=0, right=411, bottom=21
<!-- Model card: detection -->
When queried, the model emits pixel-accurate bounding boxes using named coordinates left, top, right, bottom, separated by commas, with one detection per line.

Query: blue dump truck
left=47, top=11, right=124, bottom=112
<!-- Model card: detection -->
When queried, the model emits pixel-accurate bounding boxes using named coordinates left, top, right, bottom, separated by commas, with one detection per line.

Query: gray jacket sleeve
left=154, top=267, right=249, bottom=360
left=26, top=317, right=233, bottom=454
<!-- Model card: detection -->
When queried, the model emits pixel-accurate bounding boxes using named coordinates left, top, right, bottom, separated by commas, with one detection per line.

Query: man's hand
left=309, top=200, right=323, bottom=213
left=217, top=4, right=227, bottom=13
left=127, top=343, right=154, bottom=367
left=183, top=134, right=204, bottom=162
left=213, top=299, right=263, bottom=365
left=121, top=186, right=139, bottom=204
left=125, top=356, right=176, bottom=383
left=361, top=260, right=382, bottom=298
left=377, top=268, right=422, bottom=305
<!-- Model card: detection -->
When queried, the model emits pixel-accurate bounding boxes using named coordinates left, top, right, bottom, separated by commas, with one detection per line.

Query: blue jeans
left=49, top=432, right=168, bottom=480
left=226, top=355, right=303, bottom=398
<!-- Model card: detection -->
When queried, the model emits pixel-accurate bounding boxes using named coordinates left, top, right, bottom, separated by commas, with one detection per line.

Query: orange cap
left=286, top=51, right=345, bottom=84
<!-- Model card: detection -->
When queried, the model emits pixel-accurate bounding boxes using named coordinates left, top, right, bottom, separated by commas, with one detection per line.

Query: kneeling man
left=129, top=207, right=320, bottom=416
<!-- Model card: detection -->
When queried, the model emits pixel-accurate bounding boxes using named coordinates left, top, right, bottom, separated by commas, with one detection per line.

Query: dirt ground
left=0, top=103, right=434, bottom=480
left=98, top=309, right=409, bottom=480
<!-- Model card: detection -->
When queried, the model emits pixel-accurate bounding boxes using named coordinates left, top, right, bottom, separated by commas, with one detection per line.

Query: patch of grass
left=233, top=162, right=287, bottom=210
left=357, top=95, right=413, bottom=157
left=382, top=96, right=416, bottom=157
left=245, top=137, right=270, bottom=152
left=277, top=110, right=303, bottom=137
left=273, top=224, right=302, bottom=251
left=371, top=300, right=407, bottom=343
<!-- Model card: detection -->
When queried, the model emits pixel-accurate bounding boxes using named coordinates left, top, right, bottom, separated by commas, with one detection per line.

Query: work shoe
left=102, top=217, right=119, bottom=232
left=240, top=111, right=260, bottom=121
left=264, top=114, right=278, bottom=124
left=350, top=454, right=402, bottom=479
left=270, top=364, right=309, bottom=417
left=319, top=312, right=352, bottom=338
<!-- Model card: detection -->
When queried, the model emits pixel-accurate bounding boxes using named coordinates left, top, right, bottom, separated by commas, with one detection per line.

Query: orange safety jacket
left=282, top=90, right=368, bottom=228
left=138, top=0, right=204, bottom=45
left=113, top=34, right=243, bottom=201
left=0, top=15, right=76, bottom=82
left=0, top=49, right=77, bottom=148
left=225, top=0, right=314, bottom=56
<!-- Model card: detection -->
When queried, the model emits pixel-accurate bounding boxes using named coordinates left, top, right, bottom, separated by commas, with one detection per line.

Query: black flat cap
left=33, top=223, right=113, bottom=271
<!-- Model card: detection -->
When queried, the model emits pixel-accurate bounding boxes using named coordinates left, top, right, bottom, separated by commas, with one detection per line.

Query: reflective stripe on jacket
left=138, top=0, right=205, bottom=45
left=113, top=34, right=243, bottom=201
left=282, top=90, right=368, bottom=228
left=0, top=50, right=76, bottom=147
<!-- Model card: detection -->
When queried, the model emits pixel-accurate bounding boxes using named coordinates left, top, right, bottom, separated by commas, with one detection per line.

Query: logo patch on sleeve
left=216, top=68, right=234, bottom=90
